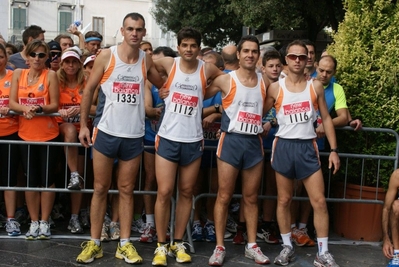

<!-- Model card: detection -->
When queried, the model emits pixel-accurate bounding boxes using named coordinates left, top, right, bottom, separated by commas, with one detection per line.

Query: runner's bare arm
left=146, top=54, right=164, bottom=90
left=205, top=73, right=229, bottom=100
left=79, top=48, right=110, bottom=128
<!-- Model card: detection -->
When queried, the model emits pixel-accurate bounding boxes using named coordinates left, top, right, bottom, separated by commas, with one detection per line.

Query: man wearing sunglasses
left=265, top=40, right=341, bottom=267
left=8, top=25, right=45, bottom=70
left=47, top=41, right=62, bottom=72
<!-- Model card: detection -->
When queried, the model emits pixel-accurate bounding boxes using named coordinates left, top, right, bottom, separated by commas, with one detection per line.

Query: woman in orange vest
left=56, top=48, right=86, bottom=234
left=9, top=39, right=60, bottom=240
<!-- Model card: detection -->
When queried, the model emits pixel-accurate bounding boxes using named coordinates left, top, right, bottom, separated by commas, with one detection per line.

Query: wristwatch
left=330, top=148, right=339, bottom=153
left=214, top=103, right=220, bottom=113
left=36, top=106, right=43, bottom=113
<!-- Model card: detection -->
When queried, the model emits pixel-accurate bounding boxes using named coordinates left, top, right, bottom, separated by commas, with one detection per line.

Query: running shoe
left=139, top=223, right=156, bottom=243
left=274, top=245, right=295, bottom=266
left=209, top=245, right=226, bottom=266
left=25, top=221, right=39, bottom=240
left=168, top=241, right=192, bottom=263
left=245, top=244, right=270, bottom=264
left=131, top=218, right=145, bottom=233
left=292, top=227, right=315, bottom=247
left=76, top=240, right=103, bottom=263
left=68, top=172, right=83, bottom=190
left=6, top=219, right=21, bottom=236
left=152, top=243, right=168, bottom=266
left=38, top=220, right=51, bottom=239
left=257, top=223, right=279, bottom=244
left=115, top=241, right=143, bottom=264
left=80, top=209, right=90, bottom=228
left=191, top=222, right=203, bottom=241
left=109, top=221, right=120, bottom=240
left=68, top=217, right=84, bottom=234
left=313, top=251, right=340, bottom=267
left=388, top=253, right=399, bottom=267
left=233, top=227, right=247, bottom=245
left=204, top=222, right=216, bottom=242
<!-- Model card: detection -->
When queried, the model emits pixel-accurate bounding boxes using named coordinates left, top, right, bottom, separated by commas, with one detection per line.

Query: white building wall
left=5, top=0, right=177, bottom=50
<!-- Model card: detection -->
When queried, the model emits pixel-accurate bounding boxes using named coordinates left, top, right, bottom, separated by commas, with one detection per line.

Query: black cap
left=47, top=40, right=61, bottom=51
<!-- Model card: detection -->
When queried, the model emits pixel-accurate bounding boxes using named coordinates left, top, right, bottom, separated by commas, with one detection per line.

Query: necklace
left=28, top=72, right=40, bottom=83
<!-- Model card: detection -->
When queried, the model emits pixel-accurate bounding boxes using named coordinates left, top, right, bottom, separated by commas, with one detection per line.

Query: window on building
left=12, top=8, right=27, bottom=30
left=93, top=17, right=104, bottom=36
left=59, top=11, right=72, bottom=33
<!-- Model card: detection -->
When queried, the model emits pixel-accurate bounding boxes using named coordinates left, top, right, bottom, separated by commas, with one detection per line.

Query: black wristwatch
left=330, top=148, right=339, bottom=153
left=36, top=106, right=43, bottom=113
left=214, top=103, right=220, bottom=113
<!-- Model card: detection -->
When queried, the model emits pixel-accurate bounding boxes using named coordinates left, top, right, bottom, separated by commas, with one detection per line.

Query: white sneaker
left=38, top=220, right=51, bottom=239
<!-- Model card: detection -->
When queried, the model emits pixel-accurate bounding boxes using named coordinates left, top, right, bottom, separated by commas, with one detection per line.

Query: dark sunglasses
left=286, top=54, right=308, bottom=61
left=51, top=51, right=62, bottom=58
left=29, top=52, right=47, bottom=59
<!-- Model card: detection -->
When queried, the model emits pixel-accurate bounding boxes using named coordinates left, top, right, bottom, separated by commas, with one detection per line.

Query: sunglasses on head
left=29, top=52, right=47, bottom=59
left=51, top=51, right=62, bottom=58
left=286, top=54, right=308, bottom=61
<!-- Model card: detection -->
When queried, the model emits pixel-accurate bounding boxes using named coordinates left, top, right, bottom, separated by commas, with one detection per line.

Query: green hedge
left=327, top=0, right=399, bottom=188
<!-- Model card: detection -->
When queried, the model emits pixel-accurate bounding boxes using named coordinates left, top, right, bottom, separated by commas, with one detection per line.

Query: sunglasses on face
left=29, top=52, right=47, bottom=59
left=286, top=54, right=308, bottom=61
left=51, top=51, right=62, bottom=58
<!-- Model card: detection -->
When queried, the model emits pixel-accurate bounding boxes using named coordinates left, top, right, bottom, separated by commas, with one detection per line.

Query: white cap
left=61, top=50, right=81, bottom=62
left=83, top=55, right=96, bottom=66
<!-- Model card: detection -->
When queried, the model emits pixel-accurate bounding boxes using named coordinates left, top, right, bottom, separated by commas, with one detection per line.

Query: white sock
left=281, top=232, right=293, bottom=248
left=207, top=219, right=214, bottom=224
left=290, top=223, right=296, bottom=229
left=146, top=214, right=155, bottom=227
left=120, top=238, right=129, bottom=247
left=92, top=239, right=101, bottom=246
left=247, top=242, right=256, bottom=249
left=193, top=220, right=200, bottom=226
left=298, top=223, right=307, bottom=229
left=317, top=237, right=329, bottom=255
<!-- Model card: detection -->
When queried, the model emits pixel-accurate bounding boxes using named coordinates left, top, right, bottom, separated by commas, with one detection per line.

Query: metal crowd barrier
left=0, top=126, right=398, bottom=249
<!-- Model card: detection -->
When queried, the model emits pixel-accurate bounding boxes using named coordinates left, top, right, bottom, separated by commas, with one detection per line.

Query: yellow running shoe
left=115, top=241, right=143, bottom=264
left=76, top=240, right=103, bottom=263
left=152, top=243, right=168, bottom=266
left=168, top=242, right=192, bottom=263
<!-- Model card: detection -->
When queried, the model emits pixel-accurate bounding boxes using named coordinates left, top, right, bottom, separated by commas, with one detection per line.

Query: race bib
left=169, top=92, right=198, bottom=116
left=0, top=98, right=9, bottom=107
left=282, top=101, right=311, bottom=124
left=204, top=122, right=221, bottom=140
left=113, top=82, right=140, bottom=105
left=234, top=111, right=262, bottom=134
left=19, top=97, right=46, bottom=106
left=62, top=105, right=80, bottom=123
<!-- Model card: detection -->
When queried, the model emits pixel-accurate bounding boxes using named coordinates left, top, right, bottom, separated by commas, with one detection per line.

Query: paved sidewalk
left=0, top=225, right=388, bottom=267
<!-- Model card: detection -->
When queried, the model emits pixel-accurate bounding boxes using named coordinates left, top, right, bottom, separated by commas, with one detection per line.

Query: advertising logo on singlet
left=38, top=84, right=44, bottom=91
left=283, top=101, right=311, bottom=124
left=4, top=81, right=10, bottom=88
left=169, top=92, right=198, bottom=116
left=235, top=111, right=261, bottom=134
left=113, top=82, right=140, bottom=104
left=19, top=97, right=46, bottom=106
left=175, top=82, right=198, bottom=91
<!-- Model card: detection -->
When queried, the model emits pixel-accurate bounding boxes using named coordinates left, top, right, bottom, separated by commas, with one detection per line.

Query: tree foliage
left=327, top=0, right=399, bottom=187
left=226, top=0, right=345, bottom=41
left=151, top=0, right=345, bottom=47
left=151, top=0, right=243, bottom=47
